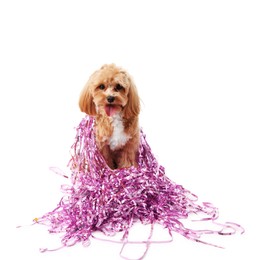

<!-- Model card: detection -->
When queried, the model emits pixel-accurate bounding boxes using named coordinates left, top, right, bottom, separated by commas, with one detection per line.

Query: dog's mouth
left=104, top=105, right=122, bottom=117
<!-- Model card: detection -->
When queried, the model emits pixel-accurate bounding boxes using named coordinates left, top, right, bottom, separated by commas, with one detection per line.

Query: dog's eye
left=115, top=84, right=123, bottom=92
left=98, top=84, right=105, bottom=90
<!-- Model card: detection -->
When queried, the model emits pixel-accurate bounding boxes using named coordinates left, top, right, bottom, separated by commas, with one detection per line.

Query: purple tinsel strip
left=37, top=115, right=244, bottom=257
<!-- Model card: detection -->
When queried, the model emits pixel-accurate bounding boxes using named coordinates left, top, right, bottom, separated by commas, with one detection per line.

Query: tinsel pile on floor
left=35, top=115, right=243, bottom=259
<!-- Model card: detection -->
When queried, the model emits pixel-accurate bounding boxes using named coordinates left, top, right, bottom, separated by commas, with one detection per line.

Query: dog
left=79, top=64, right=140, bottom=169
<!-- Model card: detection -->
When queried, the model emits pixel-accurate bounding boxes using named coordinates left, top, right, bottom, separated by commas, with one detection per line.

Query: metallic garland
left=36, top=116, right=244, bottom=259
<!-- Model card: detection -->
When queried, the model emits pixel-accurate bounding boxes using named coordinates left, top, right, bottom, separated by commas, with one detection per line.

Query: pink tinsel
left=36, top=115, right=244, bottom=258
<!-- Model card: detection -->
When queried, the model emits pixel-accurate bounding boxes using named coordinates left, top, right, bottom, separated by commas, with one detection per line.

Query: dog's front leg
left=100, top=145, right=116, bottom=169
left=116, top=139, right=138, bottom=169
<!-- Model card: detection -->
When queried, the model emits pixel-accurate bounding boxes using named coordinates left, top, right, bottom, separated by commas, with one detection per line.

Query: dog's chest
left=109, top=114, right=130, bottom=151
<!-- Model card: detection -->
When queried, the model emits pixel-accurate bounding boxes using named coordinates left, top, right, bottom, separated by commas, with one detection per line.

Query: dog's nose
left=107, top=96, right=115, bottom=103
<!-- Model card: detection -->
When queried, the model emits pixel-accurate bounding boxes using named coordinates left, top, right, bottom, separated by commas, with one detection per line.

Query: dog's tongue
left=105, top=105, right=118, bottom=117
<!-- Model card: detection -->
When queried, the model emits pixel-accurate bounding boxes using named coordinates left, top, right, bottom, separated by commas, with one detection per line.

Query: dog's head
left=79, top=64, right=140, bottom=119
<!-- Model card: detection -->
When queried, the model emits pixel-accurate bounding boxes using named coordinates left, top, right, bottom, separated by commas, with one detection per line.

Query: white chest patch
left=109, top=114, right=131, bottom=151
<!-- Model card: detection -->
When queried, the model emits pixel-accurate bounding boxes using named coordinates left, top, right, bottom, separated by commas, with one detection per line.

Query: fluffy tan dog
left=79, top=64, right=140, bottom=169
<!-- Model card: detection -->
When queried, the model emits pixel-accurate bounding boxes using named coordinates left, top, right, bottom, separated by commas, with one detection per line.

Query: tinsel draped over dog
left=36, top=115, right=243, bottom=258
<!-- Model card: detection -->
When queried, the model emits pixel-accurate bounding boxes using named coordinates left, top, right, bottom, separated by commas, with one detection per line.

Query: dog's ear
left=123, top=76, right=140, bottom=119
left=79, top=82, right=97, bottom=116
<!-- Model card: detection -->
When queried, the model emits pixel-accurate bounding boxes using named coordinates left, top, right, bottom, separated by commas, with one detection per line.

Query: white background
left=0, top=0, right=259, bottom=259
